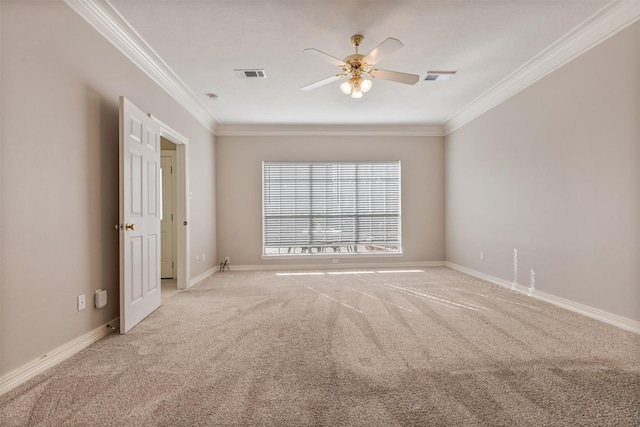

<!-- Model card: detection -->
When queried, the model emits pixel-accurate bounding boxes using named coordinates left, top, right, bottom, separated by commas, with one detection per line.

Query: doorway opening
left=160, top=138, right=177, bottom=279
left=161, top=138, right=177, bottom=296
left=152, top=115, right=190, bottom=291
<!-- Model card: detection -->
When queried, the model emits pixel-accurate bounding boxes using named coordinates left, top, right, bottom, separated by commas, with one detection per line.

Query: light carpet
left=1, top=267, right=638, bottom=426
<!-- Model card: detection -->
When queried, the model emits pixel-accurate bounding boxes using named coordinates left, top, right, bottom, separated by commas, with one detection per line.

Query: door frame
left=150, top=114, right=190, bottom=290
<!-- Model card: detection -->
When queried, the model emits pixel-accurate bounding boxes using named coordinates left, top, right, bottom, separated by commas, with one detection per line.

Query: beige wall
left=445, top=22, right=640, bottom=322
left=0, top=1, right=216, bottom=375
left=216, top=135, right=445, bottom=267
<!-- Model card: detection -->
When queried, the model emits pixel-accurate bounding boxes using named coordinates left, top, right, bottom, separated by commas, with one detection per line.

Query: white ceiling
left=108, top=0, right=613, bottom=127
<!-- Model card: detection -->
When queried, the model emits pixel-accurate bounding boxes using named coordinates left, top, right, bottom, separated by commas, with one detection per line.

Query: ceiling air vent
left=235, top=69, right=267, bottom=78
left=424, top=71, right=456, bottom=81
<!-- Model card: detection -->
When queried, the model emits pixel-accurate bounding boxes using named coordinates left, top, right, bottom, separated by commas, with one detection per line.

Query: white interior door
left=161, top=154, right=175, bottom=279
left=119, top=96, right=161, bottom=334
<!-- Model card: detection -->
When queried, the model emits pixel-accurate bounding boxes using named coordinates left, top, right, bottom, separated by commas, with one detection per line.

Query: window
left=263, top=161, right=401, bottom=255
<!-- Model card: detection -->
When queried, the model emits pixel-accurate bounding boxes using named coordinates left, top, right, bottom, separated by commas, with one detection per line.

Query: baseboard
left=231, top=261, right=445, bottom=272
left=0, top=317, right=120, bottom=397
left=445, top=262, right=640, bottom=335
left=189, top=267, right=217, bottom=287
left=445, top=262, right=517, bottom=290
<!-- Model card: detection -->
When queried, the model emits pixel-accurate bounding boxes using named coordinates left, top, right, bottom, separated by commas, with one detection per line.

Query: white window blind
left=263, top=161, right=401, bottom=255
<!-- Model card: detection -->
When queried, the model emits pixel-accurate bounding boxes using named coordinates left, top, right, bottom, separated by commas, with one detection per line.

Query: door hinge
left=171, top=166, right=173, bottom=173
left=171, top=213, right=174, bottom=221
left=172, top=261, right=174, bottom=268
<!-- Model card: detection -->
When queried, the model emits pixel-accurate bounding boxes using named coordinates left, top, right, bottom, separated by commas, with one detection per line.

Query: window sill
left=261, top=252, right=404, bottom=260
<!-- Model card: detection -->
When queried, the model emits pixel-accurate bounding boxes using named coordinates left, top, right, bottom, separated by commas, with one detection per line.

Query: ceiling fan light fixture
left=360, top=78, right=372, bottom=93
left=351, top=87, right=363, bottom=99
left=341, top=74, right=370, bottom=98
left=340, top=80, right=353, bottom=95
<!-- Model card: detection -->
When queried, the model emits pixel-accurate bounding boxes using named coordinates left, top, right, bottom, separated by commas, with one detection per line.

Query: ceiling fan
left=301, top=34, right=420, bottom=98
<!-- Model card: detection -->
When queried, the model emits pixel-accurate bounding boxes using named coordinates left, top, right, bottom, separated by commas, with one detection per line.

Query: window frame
left=261, top=160, right=403, bottom=258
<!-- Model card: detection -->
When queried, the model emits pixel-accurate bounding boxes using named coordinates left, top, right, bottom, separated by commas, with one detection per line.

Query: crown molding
left=64, top=0, right=218, bottom=134
left=215, top=124, right=445, bottom=137
left=443, top=0, right=640, bottom=135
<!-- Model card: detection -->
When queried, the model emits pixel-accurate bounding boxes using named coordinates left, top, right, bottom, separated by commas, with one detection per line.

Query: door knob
left=125, top=223, right=136, bottom=230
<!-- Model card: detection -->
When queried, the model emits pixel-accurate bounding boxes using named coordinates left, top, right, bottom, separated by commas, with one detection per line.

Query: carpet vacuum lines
left=317, top=269, right=477, bottom=312
left=280, top=270, right=414, bottom=314
left=397, top=286, right=492, bottom=312
left=445, top=286, right=540, bottom=310
left=378, top=283, right=478, bottom=311
left=355, top=275, right=486, bottom=312
left=341, top=285, right=415, bottom=313
left=323, top=271, right=467, bottom=311
left=309, top=271, right=418, bottom=314
left=421, top=273, right=542, bottom=309
left=284, top=275, right=364, bottom=314
left=358, top=269, right=498, bottom=312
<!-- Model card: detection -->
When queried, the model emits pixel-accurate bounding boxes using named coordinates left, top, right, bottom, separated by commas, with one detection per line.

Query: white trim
left=231, top=261, right=445, bottom=272
left=63, top=0, right=217, bottom=133
left=0, top=318, right=120, bottom=397
left=445, top=262, right=640, bottom=335
left=215, top=124, right=445, bottom=137
left=445, top=262, right=516, bottom=290
left=151, top=114, right=189, bottom=145
left=261, top=252, right=404, bottom=260
left=175, top=144, right=190, bottom=290
left=149, top=114, right=191, bottom=291
left=443, top=0, right=640, bottom=134
left=189, top=267, right=217, bottom=288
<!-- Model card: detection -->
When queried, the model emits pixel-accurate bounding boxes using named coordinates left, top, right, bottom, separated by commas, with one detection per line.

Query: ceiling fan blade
left=370, top=68, right=420, bottom=85
left=303, top=48, right=346, bottom=67
left=362, top=37, right=403, bottom=65
left=301, top=74, right=344, bottom=91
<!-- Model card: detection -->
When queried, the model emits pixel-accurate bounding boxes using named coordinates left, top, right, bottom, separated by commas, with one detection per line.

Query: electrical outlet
left=77, top=295, right=86, bottom=312
left=202, top=253, right=205, bottom=261
left=196, top=255, right=200, bottom=263
left=480, top=251, right=484, bottom=260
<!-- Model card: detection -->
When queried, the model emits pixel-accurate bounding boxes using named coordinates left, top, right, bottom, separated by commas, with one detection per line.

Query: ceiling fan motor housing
left=350, top=34, right=364, bottom=47
left=343, top=55, right=369, bottom=73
